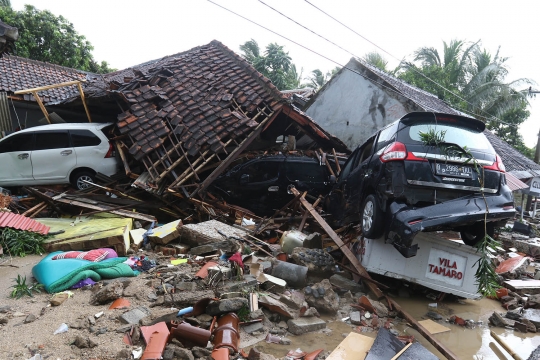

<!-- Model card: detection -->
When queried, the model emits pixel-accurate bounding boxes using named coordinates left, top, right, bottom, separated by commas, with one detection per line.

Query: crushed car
left=324, top=112, right=515, bottom=257
left=210, top=153, right=341, bottom=215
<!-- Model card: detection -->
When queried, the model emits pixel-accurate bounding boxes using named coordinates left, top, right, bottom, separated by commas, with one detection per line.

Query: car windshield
left=408, top=124, right=493, bottom=151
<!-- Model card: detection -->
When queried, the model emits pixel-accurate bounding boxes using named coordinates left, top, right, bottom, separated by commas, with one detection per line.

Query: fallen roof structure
left=106, top=40, right=348, bottom=197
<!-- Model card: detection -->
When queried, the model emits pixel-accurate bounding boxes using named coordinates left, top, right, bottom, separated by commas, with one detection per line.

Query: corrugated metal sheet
left=506, top=172, right=529, bottom=192
left=0, top=212, right=50, bottom=234
left=0, top=91, right=12, bottom=134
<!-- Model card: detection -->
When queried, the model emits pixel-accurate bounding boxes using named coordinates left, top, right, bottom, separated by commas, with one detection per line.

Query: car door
left=236, top=158, right=282, bottom=212
left=325, top=148, right=361, bottom=221
left=342, top=135, right=377, bottom=219
left=284, top=158, right=329, bottom=196
left=0, top=132, right=35, bottom=185
left=31, top=130, right=76, bottom=181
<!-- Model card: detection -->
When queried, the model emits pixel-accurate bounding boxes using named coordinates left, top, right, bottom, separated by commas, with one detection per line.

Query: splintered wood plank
left=418, top=319, right=451, bottom=334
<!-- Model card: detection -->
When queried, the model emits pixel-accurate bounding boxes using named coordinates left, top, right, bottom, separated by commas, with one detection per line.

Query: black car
left=211, top=154, right=336, bottom=214
left=325, top=112, right=515, bottom=257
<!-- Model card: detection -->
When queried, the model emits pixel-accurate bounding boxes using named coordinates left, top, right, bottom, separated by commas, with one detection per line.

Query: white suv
left=0, top=123, right=118, bottom=190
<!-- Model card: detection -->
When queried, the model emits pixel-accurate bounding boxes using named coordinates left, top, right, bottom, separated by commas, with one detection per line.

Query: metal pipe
left=271, top=260, right=308, bottom=288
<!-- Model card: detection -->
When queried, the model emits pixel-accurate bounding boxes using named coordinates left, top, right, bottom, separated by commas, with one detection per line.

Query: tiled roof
left=0, top=212, right=50, bottom=234
left=484, top=130, right=540, bottom=179
left=0, top=55, right=88, bottom=104
left=114, top=40, right=287, bottom=160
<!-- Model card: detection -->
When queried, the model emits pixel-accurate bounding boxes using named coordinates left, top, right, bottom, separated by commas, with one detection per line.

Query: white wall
left=305, top=61, right=420, bottom=149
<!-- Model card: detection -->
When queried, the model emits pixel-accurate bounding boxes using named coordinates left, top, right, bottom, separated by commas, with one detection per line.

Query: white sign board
left=425, top=248, right=467, bottom=287
left=529, top=177, right=540, bottom=196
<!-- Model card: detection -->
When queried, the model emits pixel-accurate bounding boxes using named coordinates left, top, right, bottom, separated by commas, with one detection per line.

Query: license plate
left=435, top=163, right=473, bottom=178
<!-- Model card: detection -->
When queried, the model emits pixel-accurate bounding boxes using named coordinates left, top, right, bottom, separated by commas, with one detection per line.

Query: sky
left=9, top=0, right=540, bottom=147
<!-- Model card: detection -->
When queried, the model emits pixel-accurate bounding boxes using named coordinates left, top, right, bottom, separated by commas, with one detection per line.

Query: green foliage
left=0, top=4, right=113, bottom=73
left=237, top=305, right=250, bottom=322
left=398, top=39, right=532, bottom=148
left=240, top=39, right=297, bottom=90
left=241, top=39, right=339, bottom=91
left=0, top=228, right=48, bottom=257
left=473, top=234, right=501, bottom=298
left=418, top=128, right=447, bottom=147
left=10, top=274, right=43, bottom=299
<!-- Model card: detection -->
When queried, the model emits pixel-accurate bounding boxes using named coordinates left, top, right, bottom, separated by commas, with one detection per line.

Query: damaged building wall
left=304, top=58, right=420, bottom=149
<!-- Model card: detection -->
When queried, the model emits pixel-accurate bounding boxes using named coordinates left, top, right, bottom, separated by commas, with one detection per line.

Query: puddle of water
left=247, top=319, right=373, bottom=357
left=249, top=296, right=540, bottom=360
left=395, top=295, right=540, bottom=359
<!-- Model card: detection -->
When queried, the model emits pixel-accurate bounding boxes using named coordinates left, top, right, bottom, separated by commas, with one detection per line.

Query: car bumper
left=386, top=187, right=514, bottom=257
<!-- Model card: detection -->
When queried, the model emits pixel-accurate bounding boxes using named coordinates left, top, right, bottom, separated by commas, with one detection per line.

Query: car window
left=339, top=149, right=360, bottom=180
left=286, top=161, right=326, bottom=182
left=70, top=129, right=101, bottom=147
left=0, top=133, right=34, bottom=153
left=375, top=123, right=397, bottom=153
left=406, top=124, right=493, bottom=151
left=34, top=131, right=70, bottom=150
left=242, top=161, right=280, bottom=182
left=357, top=136, right=376, bottom=165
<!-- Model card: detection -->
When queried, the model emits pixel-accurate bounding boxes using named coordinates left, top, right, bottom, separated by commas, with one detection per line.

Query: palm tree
left=240, top=39, right=297, bottom=90
left=362, top=52, right=389, bottom=72
left=302, top=67, right=341, bottom=91
left=400, top=40, right=531, bottom=120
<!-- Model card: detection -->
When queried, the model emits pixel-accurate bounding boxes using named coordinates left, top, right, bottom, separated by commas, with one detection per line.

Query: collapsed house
left=0, top=41, right=348, bottom=200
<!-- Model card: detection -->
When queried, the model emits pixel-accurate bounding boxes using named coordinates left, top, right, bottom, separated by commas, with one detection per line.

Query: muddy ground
left=0, top=254, right=539, bottom=360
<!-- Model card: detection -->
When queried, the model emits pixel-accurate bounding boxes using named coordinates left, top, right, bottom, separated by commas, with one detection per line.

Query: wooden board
left=418, top=319, right=451, bottom=334
left=504, top=280, right=540, bottom=295
left=326, top=332, right=375, bottom=360
left=39, top=215, right=132, bottom=255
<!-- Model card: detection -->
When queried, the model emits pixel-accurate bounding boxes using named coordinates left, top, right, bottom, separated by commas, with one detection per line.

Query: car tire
left=71, top=170, right=96, bottom=190
left=460, top=222, right=495, bottom=246
left=361, top=194, right=384, bottom=238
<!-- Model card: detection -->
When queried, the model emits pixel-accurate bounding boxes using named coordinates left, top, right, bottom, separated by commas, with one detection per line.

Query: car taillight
left=105, top=142, right=115, bottom=158
left=380, top=142, right=407, bottom=162
left=484, top=154, right=505, bottom=173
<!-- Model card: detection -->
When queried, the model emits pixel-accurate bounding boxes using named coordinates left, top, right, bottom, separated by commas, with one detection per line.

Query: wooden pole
left=490, top=331, right=522, bottom=360
left=32, top=92, right=50, bottom=124
left=14, top=80, right=84, bottom=94
left=77, top=82, right=92, bottom=123
left=390, top=342, right=413, bottom=360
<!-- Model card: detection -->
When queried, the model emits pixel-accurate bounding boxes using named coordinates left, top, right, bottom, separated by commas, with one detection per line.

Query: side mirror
left=329, top=175, right=337, bottom=184
left=240, top=174, right=250, bottom=185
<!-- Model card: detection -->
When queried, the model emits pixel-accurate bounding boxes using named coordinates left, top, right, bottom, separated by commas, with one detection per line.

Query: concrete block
left=243, top=321, right=264, bottom=334
left=149, top=220, right=182, bottom=245
left=119, top=306, right=152, bottom=324
left=329, top=274, right=363, bottom=293
left=216, top=275, right=257, bottom=296
left=287, top=317, right=326, bottom=335
left=175, top=282, right=198, bottom=291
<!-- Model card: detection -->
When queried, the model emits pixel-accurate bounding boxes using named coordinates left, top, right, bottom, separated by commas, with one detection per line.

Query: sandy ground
left=0, top=254, right=145, bottom=359
left=1, top=253, right=540, bottom=360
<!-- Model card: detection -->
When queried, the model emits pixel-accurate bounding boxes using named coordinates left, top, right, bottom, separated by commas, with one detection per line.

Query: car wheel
left=460, top=222, right=495, bottom=246
left=71, top=170, right=96, bottom=190
left=361, top=194, right=384, bottom=238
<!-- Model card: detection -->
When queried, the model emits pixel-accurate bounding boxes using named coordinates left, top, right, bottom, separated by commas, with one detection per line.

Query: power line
left=302, top=0, right=521, bottom=127
left=207, top=0, right=486, bottom=122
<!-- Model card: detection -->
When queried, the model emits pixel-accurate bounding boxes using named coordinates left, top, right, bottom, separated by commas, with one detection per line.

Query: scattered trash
left=53, top=323, right=68, bottom=334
